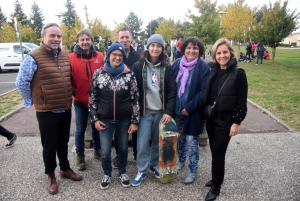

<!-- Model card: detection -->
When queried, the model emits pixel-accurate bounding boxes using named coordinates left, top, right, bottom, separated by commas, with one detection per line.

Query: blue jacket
left=172, top=57, right=210, bottom=135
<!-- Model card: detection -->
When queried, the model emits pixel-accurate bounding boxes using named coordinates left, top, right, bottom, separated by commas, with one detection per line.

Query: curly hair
left=180, top=37, right=205, bottom=57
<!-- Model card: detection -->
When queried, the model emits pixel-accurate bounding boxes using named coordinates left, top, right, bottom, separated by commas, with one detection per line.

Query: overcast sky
left=1, top=0, right=300, bottom=32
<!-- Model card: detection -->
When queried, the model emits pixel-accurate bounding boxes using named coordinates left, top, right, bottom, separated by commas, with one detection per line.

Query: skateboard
left=159, top=119, right=178, bottom=184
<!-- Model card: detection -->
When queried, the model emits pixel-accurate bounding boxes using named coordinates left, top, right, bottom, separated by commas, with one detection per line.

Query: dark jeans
left=0, top=125, right=14, bottom=140
left=100, top=119, right=130, bottom=176
left=74, top=105, right=100, bottom=153
left=206, top=113, right=232, bottom=186
left=114, top=131, right=137, bottom=160
left=256, top=54, right=264, bottom=64
left=36, top=111, right=71, bottom=174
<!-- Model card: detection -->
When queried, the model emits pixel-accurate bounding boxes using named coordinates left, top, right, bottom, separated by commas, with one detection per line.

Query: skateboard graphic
left=159, top=119, right=178, bottom=184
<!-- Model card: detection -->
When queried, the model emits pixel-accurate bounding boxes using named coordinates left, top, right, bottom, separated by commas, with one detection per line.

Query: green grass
left=0, top=90, right=23, bottom=118
left=235, top=47, right=300, bottom=131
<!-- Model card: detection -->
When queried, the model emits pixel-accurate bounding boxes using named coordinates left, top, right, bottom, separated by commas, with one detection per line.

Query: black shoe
left=5, top=134, right=17, bottom=149
left=205, top=186, right=221, bottom=201
left=112, top=156, right=118, bottom=169
left=205, top=180, right=213, bottom=187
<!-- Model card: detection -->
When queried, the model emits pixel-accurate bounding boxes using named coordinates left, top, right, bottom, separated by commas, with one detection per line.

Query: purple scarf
left=176, top=56, right=198, bottom=98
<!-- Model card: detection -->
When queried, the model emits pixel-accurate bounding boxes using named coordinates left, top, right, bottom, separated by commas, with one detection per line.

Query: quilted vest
left=29, top=43, right=72, bottom=112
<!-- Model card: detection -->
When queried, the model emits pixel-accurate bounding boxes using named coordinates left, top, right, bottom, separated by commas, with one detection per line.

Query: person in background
left=256, top=41, right=266, bottom=65
left=93, top=36, right=100, bottom=51
left=172, top=37, right=210, bottom=184
left=245, top=41, right=252, bottom=63
left=165, top=41, right=172, bottom=58
left=89, top=43, right=140, bottom=189
left=251, top=41, right=256, bottom=59
left=176, top=37, right=184, bottom=58
left=203, top=38, right=248, bottom=201
left=69, top=29, right=104, bottom=171
left=112, top=28, right=141, bottom=169
left=131, top=34, right=176, bottom=187
left=171, top=42, right=177, bottom=62
left=70, top=41, right=77, bottom=53
left=16, top=23, right=82, bottom=195
left=264, top=50, right=270, bottom=60
left=137, top=40, right=144, bottom=55
left=0, top=125, right=17, bottom=148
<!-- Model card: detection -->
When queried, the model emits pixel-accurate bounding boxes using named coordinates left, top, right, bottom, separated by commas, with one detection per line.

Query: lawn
left=235, top=47, right=300, bottom=131
left=0, top=90, right=23, bottom=118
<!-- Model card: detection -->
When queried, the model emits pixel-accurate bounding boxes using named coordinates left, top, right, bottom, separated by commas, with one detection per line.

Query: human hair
left=139, top=50, right=169, bottom=66
left=180, top=37, right=205, bottom=56
left=75, top=29, right=93, bottom=43
left=41, top=23, right=62, bottom=36
left=211, top=38, right=237, bottom=63
left=118, top=28, right=132, bottom=37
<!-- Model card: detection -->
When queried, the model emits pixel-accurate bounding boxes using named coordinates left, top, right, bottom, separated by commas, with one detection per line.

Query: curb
left=0, top=88, right=18, bottom=97
left=0, top=105, right=23, bottom=122
left=247, top=99, right=295, bottom=132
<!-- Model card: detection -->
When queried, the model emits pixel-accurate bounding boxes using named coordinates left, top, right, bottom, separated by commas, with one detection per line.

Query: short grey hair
left=41, top=23, right=62, bottom=36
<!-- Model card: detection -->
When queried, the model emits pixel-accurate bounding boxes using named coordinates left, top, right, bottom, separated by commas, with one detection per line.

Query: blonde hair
left=211, top=38, right=237, bottom=63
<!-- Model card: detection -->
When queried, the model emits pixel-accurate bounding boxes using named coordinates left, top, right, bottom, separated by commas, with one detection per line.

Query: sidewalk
left=0, top=55, right=299, bottom=200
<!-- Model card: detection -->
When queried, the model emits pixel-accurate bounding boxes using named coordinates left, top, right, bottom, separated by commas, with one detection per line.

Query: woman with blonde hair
left=203, top=38, right=248, bottom=201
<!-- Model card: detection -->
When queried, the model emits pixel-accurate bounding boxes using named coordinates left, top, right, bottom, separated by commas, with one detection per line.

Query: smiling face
left=215, top=44, right=231, bottom=69
left=148, top=43, right=163, bottom=60
left=109, top=50, right=123, bottom=68
left=77, top=34, right=92, bottom=53
left=184, top=42, right=199, bottom=62
left=42, top=26, right=62, bottom=50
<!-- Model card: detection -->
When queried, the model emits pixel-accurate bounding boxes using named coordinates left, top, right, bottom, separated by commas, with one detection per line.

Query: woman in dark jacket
left=172, top=37, right=210, bottom=184
left=203, top=38, right=248, bottom=201
left=131, top=34, right=176, bottom=187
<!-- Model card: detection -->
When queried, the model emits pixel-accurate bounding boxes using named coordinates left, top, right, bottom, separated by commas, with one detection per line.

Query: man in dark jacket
left=113, top=28, right=141, bottom=168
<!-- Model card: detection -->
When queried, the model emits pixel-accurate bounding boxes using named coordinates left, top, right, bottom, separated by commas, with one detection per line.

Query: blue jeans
left=74, top=105, right=100, bottom=153
left=100, top=118, right=130, bottom=176
left=177, top=134, right=200, bottom=173
left=136, top=112, right=163, bottom=173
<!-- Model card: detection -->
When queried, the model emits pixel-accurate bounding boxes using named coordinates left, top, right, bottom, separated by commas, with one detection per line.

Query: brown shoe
left=60, top=169, right=83, bottom=181
left=47, top=173, right=58, bottom=195
left=76, top=153, right=86, bottom=171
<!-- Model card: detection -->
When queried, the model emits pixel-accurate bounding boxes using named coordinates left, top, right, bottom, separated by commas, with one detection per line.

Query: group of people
left=241, top=41, right=268, bottom=65
left=12, top=22, right=248, bottom=201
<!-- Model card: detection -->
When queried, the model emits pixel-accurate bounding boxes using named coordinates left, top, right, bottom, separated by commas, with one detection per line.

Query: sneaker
left=100, top=175, right=111, bottom=190
left=148, top=166, right=160, bottom=178
left=119, top=174, right=130, bottom=188
left=112, top=156, right=118, bottom=169
left=94, top=150, right=101, bottom=160
left=176, top=161, right=185, bottom=171
left=183, top=173, right=197, bottom=184
left=131, top=172, right=147, bottom=186
left=5, top=134, right=17, bottom=149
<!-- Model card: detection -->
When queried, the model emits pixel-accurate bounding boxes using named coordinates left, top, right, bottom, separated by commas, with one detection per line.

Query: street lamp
left=55, top=14, right=63, bottom=22
left=218, top=11, right=226, bottom=28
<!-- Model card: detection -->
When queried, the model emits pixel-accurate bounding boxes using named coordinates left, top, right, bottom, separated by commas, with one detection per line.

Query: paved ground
left=0, top=54, right=299, bottom=200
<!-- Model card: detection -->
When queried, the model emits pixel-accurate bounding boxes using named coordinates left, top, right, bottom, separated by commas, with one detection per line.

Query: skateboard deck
left=159, top=119, right=178, bottom=184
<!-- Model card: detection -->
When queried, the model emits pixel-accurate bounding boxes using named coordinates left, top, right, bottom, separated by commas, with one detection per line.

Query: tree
left=185, top=0, right=220, bottom=44
left=145, top=17, right=164, bottom=38
left=0, top=6, right=7, bottom=26
left=10, top=0, right=29, bottom=26
left=155, top=19, right=180, bottom=41
left=0, top=23, right=17, bottom=42
left=250, top=0, right=300, bottom=64
left=29, top=1, right=45, bottom=44
left=124, top=12, right=143, bottom=39
left=61, top=0, right=76, bottom=30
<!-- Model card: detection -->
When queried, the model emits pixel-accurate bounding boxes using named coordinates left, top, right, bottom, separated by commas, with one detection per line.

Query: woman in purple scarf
left=172, top=37, right=210, bottom=184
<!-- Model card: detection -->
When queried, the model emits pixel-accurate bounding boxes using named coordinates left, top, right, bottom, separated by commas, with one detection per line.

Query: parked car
left=0, top=42, right=39, bottom=73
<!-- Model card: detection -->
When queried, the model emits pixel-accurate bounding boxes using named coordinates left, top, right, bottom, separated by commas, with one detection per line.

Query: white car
left=0, top=42, right=39, bottom=73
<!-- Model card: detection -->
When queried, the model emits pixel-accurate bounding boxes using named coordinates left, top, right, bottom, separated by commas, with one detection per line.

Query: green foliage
left=155, top=19, right=180, bottom=41
left=250, top=0, right=300, bottom=64
left=185, top=0, right=220, bottom=44
left=0, top=23, right=18, bottom=42
left=61, top=0, right=76, bottom=30
left=29, top=2, right=45, bottom=44
left=10, top=0, right=29, bottom=26
left=145, top=17, right=164, bottom=38
left=0, top=6, right=7, bottom=25
left=124, top=12, right=143, bottom=39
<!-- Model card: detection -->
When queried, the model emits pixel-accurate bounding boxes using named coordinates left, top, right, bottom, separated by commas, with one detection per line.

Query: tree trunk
left=271, top=47, right=276, bottom=65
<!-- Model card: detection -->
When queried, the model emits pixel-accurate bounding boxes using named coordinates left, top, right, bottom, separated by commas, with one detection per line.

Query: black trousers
left=206, top=114, right=232, bottom=186
left=36, top=110, right=71, bottom=174
left=0, top=125, right=14, bottom=140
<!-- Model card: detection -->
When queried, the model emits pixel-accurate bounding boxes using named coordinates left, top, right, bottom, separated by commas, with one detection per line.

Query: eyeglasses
left=111, top=53, right=123, bottom=58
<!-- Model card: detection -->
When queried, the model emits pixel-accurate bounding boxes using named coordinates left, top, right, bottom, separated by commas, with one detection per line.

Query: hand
left=229, top=123, right=239, bottom=136
left=128, top=124, right=138, bottom=134
left=161, top=114, right=172, bottom=125
left=94, top=120, right=106, bottom=131
left=180, top=108, right=189, bottom=116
